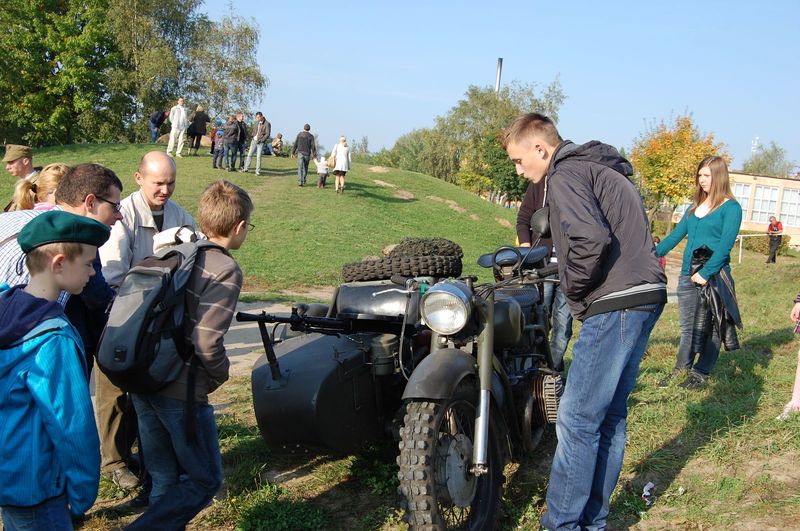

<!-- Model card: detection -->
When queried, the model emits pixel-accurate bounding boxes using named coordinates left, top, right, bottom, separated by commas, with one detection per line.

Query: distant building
left=671, top=171, right=800, bottom=247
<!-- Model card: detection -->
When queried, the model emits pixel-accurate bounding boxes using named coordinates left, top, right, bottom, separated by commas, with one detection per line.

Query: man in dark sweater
left=291, top=123, right=316, bottom=186
left=149, top=110, right=168, bottom=143
left=504, top=113, right=667, bottom=531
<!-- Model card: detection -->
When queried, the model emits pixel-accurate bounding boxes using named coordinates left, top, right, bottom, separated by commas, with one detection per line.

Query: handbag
left=327, top=152, right=336, bottom=168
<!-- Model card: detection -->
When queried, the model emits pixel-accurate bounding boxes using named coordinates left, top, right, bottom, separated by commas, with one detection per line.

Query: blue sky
left=201, top=0, right=799, bottom=170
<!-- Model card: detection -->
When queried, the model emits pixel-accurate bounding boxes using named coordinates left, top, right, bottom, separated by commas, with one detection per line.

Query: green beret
left=3, top=144, right=32, bottom=162
left=17, top=211, right=110, bottom=253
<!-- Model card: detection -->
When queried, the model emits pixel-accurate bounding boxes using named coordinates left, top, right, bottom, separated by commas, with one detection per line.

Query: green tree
left=629, top=115, right=728, bottom=217
left=385, top=79, right=564, bottom=191
left=185, top=14, right=267, bottom=123
left=0, top=0, right=119, bottom=145
left=742, top=141, right=795, bottom=177
left=107, top=0, right=205, bottom=141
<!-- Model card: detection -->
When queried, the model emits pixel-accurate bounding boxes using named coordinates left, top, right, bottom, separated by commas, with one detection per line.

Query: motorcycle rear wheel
left=397, top=382, right=504, bottom=530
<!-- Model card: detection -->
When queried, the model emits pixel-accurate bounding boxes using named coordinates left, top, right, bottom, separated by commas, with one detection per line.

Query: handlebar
left=532, top=263, right=559, bottom=278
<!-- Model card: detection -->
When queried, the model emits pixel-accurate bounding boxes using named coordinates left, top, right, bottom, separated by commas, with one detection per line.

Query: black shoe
left=110, top=466, right=140, bottom=490
left=657, top=368, right=685, bottom=388
left=678, top=371, right=708, bottom=390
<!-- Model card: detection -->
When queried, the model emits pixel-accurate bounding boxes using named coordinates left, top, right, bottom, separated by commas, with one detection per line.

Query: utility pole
left=495, top=58, right=503, bottom=93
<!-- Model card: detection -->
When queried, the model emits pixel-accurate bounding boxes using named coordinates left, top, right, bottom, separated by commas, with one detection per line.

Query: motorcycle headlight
left=421, top=281, right=472, bottom=335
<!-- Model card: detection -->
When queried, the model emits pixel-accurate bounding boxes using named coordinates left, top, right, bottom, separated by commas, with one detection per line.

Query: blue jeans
left=2, top=495, right=72, bottom=531
left=224, top=143, right=237, bottom=169
left=149, top=121, right=159, bottom=143
left=296, top=152, right=310, bottom=184
left=541, top=303, right=664, bottom=531
left=543, top=281, right=573, bottom=371
left=127, top=395, right=223, bottom=531
left=243, top=139, right=264, bottom=173
left=676, top=272, right=726, bottom=376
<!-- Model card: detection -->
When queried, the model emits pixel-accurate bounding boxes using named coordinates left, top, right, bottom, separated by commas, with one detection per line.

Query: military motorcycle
left=238, top=214, right=563, bottom=529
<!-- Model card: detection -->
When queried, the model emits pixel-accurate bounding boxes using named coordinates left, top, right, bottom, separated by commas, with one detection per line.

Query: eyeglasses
left=95, top=195, right=122, bottom=212
left=247, top=223, right=256, bottom=231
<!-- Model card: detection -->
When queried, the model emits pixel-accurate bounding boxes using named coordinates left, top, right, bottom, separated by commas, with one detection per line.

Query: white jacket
left=331, top=143, right=352, bottom=172
left=99, top=191, right=195, bottom=288
left=168, top=104, right=188, bottom=130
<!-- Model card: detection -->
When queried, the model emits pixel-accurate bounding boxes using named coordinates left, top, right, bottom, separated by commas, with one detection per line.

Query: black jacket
left=546, top=141, right=667, bottom=320
left=690, top=247, right=742, bottom=352
left=292, top=131, right=316, bottom=157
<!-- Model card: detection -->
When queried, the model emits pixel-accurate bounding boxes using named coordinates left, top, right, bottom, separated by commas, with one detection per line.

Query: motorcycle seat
left=477, top=246, right=549, bottom=269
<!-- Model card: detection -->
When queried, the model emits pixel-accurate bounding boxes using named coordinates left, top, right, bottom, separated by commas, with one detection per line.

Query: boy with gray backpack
left=99, top=180, right=253, bottom=529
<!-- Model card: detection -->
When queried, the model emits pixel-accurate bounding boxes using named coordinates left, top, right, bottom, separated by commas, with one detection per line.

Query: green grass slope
left=1, top=143, right=519, bottom=290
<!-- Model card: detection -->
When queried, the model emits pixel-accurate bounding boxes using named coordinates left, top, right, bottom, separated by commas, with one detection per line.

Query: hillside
left=0, top=144, right=521, bottom=291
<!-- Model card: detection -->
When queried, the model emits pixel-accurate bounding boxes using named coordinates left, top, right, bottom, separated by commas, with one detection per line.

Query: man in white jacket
left=166, top=97, right=188, bottom=158
left=97, top=151, right=195, bottom=494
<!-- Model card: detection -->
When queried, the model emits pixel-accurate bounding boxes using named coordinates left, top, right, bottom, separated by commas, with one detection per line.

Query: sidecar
left=250, top=279, right=423, bottom=453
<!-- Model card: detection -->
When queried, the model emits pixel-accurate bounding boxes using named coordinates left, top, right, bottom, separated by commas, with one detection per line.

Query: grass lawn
left=3, top=144, right=799, bottom=529
left=0, top=143, right=518, bottom=293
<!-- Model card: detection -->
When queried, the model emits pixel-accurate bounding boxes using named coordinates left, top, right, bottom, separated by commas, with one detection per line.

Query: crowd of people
left=0, top=108, right=797, bottom=531
left=151, top=98, right=351, bottom=190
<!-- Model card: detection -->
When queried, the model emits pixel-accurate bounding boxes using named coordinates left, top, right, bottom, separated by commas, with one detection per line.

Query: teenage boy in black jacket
left=504, top=113, right=666, bottom=531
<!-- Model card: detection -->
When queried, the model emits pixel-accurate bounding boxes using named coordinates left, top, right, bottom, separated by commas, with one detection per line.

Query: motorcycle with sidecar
left=238, top=214, right=563, bottom=529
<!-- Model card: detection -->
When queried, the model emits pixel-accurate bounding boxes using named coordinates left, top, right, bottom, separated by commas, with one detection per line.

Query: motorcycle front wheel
left=397, top=382, right=504, bottom=530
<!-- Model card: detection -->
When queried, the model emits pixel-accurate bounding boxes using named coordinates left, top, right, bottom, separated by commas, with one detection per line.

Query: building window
left=732, top=183, right=750, bottom=213
left=781, top=188, right=800, bottom=227
left=751, top=185, right=779, bottom=223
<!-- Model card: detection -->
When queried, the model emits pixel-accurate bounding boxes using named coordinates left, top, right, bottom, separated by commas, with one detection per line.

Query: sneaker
left=110, top=466, right=140, bottom=490
left=678, top=371, right=708, bottom=390
left=255, top=172, right=261, bottom=176
left=176, top=153, right=183, bottom=158
left=656, top=368, right=685, bottom=388
left=240, top=169, right=247, bottom=173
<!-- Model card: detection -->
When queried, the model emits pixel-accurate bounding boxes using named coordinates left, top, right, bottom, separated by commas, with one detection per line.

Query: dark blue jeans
left=127, top=395, right=223, bottom=531
left=2, top=495, right=72, bottom=531
left=149, top=121, right=159, bottom=143
left=296, top=152, right=310, bottom=185
left=541, top=303, right=664, bottom=530
left=224, top=143, right=236, bottom=169
left=675, top=272, right=728, bottom=376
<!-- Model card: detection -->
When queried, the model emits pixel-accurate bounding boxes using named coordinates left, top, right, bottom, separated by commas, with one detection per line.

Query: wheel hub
left=435, top=433, right=477, bottom=507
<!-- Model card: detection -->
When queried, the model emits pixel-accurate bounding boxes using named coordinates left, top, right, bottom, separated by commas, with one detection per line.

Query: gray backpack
left=97, top=239, right=215, bottom=393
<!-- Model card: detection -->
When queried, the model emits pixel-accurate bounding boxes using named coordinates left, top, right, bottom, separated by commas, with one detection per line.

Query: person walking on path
left=149, top=110, right=168, bottom=144
left=330, top=136, right=352, bottom=193
left=187, top=105, right=210, bottom=156
left=166, top=97, right=188, bottom=158
left=656, top=156, right=742, bottom=389
left=242, top=112, right=271, bottom=175
left=766, top=215, right=783, bottom=263
left=504, top=113, right=667, bottom=531
left=291, top=124, right=316, bottom=186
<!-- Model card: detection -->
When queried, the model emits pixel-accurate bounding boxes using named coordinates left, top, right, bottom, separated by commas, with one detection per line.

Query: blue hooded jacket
left=0, top=284, right=100, bottom=516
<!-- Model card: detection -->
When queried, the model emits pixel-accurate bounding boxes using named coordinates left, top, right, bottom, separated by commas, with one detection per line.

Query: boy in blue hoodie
left=0, top=210, right=110, bottom=530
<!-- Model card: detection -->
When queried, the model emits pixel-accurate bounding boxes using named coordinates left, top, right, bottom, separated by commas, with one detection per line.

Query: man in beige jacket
left=97, top=151, right=195, bottom=495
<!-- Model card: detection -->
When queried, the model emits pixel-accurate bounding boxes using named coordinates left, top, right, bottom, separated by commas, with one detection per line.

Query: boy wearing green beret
left=0, top=210, right=110, bottom=529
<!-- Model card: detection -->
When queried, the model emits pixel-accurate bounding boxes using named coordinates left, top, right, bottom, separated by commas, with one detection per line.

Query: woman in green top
left=656, top=156, right=742, bottom=389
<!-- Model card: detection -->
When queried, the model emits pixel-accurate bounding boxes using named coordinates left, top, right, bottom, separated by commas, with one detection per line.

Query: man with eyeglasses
left=96, top=151, right=196, bottom=496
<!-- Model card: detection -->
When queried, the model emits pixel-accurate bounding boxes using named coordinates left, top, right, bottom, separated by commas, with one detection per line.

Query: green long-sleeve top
left=656, top=199, right=742, bottom=280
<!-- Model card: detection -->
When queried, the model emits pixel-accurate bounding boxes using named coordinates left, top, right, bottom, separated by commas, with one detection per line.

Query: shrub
left=738, top=230, right=791, bottom=255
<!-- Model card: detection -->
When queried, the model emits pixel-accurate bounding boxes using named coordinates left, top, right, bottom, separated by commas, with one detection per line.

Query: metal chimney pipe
left=495, top=58, right=503, bottom=93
